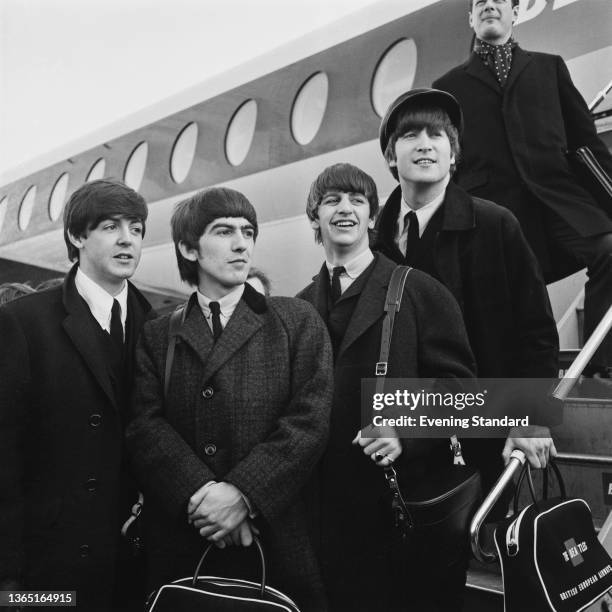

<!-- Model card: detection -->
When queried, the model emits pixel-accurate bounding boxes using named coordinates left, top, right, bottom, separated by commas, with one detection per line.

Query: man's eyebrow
left=208, top=221, right=254, bottom=231
left=322, top=191, right=365, bottom=197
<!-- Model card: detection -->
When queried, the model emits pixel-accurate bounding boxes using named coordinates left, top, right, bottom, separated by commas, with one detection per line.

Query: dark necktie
left=403, top=211, right=420, bottom=263
left=331, top=266, right=346, bottom=303
left=209, top=301, right=223, bottom=341
left=474, top=38, right=515, bottom=87
left=110, top=299, right=123, bottom=349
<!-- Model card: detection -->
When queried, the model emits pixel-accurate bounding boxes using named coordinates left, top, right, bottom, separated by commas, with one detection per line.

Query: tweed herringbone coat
left=126, top=285, right=333, bottom=611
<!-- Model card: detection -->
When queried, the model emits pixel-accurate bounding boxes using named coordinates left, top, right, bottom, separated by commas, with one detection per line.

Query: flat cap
left=378, top=88, right=463, bottom=155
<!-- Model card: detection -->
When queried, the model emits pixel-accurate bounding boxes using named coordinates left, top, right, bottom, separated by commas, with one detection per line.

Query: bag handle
left=192, top=535, right=266, bottom=597
left=513, top=459, right=567, bottom=514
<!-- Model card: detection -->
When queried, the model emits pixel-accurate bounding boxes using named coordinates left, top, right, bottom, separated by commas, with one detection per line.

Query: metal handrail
left=470, top=449, right=526, bottom=563
left=590, top=79, right=612, bottom=113
left=470, top=306, right=612, bottom=562
left=552, top=305, right=612, bottom=401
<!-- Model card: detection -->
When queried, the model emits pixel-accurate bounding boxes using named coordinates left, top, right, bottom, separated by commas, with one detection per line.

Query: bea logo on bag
left=562, top=538, right=587, bottom=566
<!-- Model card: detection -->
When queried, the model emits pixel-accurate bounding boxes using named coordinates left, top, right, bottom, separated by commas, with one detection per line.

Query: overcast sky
left=0, top=0, right=390, bottom=177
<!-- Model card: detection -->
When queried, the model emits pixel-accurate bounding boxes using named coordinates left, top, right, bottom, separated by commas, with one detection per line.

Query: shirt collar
left=399, top=189, right=446, bottom=238
left=325, top=248, right=374, bottom=281
left=75, top=267, right=128, bottom=331
left=197, top=284, right=245, bottom=317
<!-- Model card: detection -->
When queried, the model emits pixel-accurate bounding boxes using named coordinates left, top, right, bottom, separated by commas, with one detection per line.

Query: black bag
left=146, top=536, right=300, bottom=611
left=494, top=461, right=612, bottom=612
left=378, top=267, right=482, bottom=552
left=567, top=146, right=612, bottom=218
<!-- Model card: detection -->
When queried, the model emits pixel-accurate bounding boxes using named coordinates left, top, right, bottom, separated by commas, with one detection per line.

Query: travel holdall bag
left=145, top=536, right=300, bottom=611
left=494, top=461, right=612, bottom=612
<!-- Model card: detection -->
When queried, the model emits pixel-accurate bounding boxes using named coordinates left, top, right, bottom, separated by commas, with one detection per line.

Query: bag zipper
left=506, top=505, right=530, bottom=557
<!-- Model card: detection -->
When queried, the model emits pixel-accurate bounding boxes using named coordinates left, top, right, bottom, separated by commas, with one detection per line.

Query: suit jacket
left=297, top=254, right=476, bottom=606
left=0, top=264, right=153, bottom=610
left=126, top=285, right=332, bottom=611
left=434, top=48, right=612, bottom=281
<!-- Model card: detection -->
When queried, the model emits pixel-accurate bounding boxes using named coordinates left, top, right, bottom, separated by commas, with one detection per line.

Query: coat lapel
left=61, top=267, right=119, bottom=410
left=434, top=183, right=476, bottom=312
left=176, top=288, right=266, bottom=382
left=504, top=47, right=532, bottom=95
left=310, top=263, right=330, bottom=322
left=336, top=255, right=391, bottom=361
left=202, top=299, right=264, bottom=381
left=465, top=53, right=501, bottom=94
left=175, top=297, right=215, bottom=367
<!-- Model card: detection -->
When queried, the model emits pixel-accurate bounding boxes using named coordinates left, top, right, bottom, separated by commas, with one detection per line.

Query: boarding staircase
left=464, top=79, right=612, bottom=612
left=465, top=306, right=612, bottom=611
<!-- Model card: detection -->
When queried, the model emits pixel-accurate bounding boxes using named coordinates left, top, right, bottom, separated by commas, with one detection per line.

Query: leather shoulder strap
left=376, top=266, right=412, bottom=381
left=164, top=304, right=187, bottom=401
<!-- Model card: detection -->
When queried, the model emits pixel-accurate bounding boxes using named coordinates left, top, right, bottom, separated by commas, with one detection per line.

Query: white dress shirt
left=396, top=190, right=446, bottom=254
left=325, top=248, right=375, bottom=296
left=75, top=267, right=128, bottom=337
left=197, top=284, right=244, bottom=334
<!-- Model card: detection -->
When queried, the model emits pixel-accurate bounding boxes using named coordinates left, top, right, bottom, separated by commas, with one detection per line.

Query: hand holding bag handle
left=192, top=534, right=267, bottom=598
left=513, top=459, right=567, bottom=515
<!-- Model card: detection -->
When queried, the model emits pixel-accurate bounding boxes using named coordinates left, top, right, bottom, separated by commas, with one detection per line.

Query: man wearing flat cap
left=433, top=0, right=612, bottom=379
left=374, top=89, right=559, bottom=526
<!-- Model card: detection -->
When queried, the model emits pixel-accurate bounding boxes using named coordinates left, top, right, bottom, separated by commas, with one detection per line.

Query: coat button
left=85, top=478, right=97, bottom=492
left=202, top=386, right=214, bottom=399
left=79, top=544, right=90, bottom=558
left=204, top=444, right=217, bottom=456
left=89, top=414, right=102, bottom=427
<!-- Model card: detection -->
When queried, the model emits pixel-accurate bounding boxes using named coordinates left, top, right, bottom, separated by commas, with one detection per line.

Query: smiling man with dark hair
left=299, top=162, right=476, bottom=611
left=0, top=179, right=153, bottom=611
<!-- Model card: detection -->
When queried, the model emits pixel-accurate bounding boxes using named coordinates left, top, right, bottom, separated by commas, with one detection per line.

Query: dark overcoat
left=375, top=182, right=559, bottom=380
left=433, top=48, right=612, bottom=281
left=375, top=183, right=559, bottom=498
left=125, top=286, right=333, bottom=611
left=297, top=253, right=476, bottom=608
left=0, top=265, right=153, bottom=610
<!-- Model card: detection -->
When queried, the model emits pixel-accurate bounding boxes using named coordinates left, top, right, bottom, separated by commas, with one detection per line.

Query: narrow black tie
left=404, top=211, right=420, bottom=263
left=110, top=299, right=123, bottom=349
left=331, top=266, right=346, bottom=303
left=209, top=301, right=223, bottom=341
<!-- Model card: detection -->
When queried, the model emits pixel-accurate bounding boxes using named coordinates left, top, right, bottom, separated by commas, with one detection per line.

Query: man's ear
left=310, top=218, right=320, bottom=231
left=368, top=217, right=375, bottom=230
left=468, top=10, right=474, bottom=30
left=178, top=241, right=199, bottom=261
left=68, top=232, right=84, bottom=250
left=511, top=4, right=519, bottom=23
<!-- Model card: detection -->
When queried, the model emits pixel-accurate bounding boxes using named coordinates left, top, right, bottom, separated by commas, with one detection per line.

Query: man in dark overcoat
left=433, top=0, right=612, bottom=375
left=375, top=88, right=559, bottom=529
left=126, top=187, right=332, bottom=611
left=0, top=179, right=153, bottom=611
left=297, top=163, right=477, bottom=611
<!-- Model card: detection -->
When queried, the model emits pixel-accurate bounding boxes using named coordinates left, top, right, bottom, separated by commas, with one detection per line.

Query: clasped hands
left=187, top=481, right=256, bottom=548
left=352, top=424, right=402, bottom=466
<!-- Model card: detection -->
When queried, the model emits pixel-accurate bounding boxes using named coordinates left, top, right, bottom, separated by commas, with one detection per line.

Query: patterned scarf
left=474, top=38, right=517, bottom=87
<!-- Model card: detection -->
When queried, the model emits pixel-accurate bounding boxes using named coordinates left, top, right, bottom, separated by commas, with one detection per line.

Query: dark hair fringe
left=171, top=187, right=258, bottom=286
left=63, top=179, right=148, bottom=262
